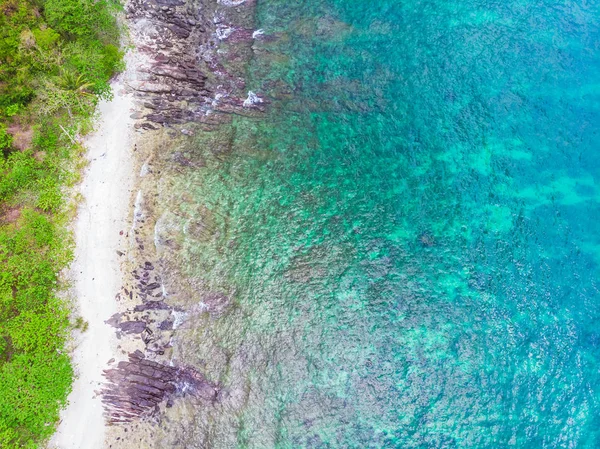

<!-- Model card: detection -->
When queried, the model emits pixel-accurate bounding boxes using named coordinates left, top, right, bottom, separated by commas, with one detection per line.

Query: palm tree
left=56, top=69, right=94, bottom=96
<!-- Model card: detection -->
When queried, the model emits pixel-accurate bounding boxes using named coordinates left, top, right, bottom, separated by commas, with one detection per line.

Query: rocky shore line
left=101, top=350, right=219, bottom=424
left=99, top=0, right=266, bottom=434
left=125, top=0, right=265, bottom=131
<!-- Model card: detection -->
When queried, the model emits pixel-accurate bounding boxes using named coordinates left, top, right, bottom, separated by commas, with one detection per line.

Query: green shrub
left=0, top=125, right=12, bottom=151
left=0, top=152, right=38, bottom=201
left=0, top=352, right=73, bottom=446
left=5, top=104, right=20, bottom=117
left=73, top=316, right=88, bottom=332
left=31, top=26, right=60, bottom=50
left=37, top=177, right=63, bottom=211
left=42, top=0, right=118, bottom=40
left=31, top=124, right=59, bottom=152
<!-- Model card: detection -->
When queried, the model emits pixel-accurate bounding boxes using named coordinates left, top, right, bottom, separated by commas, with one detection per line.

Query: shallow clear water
left=156, top=0, right=600, bottom=447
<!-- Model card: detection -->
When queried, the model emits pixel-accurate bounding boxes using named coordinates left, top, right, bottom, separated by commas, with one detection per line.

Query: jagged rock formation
left=101, top=0, right=266, bottom=426
left=107, top=259, right=177, bottom=355
left=125, top=0, right=266, bottom=130
left=104, top=244, right=229, bottom=424
left=102, top=350, right=219, bottom=424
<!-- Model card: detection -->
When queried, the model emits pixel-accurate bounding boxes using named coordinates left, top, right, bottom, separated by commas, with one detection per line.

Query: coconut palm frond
left=57, top=69, right=94, bottom=95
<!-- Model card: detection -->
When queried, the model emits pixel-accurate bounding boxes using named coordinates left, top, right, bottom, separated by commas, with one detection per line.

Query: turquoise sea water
left=157, top=0, right=600, bottom=447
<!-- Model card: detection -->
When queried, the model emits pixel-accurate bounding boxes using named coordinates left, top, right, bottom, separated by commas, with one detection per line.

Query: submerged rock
left=118, top=321, right=147, bottom=334
left=125, top=0, right=263, bottom=129
left=102, top=351, right=219, bottom=424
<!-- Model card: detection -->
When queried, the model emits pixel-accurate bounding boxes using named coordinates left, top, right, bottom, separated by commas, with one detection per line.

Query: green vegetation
left=0, top=0, right=122, bottom=446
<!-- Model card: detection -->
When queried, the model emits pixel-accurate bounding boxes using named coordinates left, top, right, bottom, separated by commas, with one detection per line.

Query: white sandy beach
left=49, top=77, right=135, bottom=449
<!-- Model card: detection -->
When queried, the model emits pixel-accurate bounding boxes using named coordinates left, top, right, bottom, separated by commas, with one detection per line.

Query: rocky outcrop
left=102, top=350, right=219, bottom=424
left=101, top=0, right=265, bottom=426
left=103, top=252, right=230, bottom=424
left=108, top=260, right=176, bottom=355
left=125, top=0, right=266, bottom=130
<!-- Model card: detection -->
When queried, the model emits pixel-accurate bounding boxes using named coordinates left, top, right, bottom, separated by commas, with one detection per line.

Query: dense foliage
left=0, top=0, right=122, bottom=446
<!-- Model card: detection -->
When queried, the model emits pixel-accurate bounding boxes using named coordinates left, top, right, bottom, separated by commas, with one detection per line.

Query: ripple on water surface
left=153, top=0, right=600, bottom=447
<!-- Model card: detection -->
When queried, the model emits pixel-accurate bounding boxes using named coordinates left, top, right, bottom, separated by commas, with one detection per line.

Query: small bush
left=37, top=178, right=63, bottom=212
left=5, top=104, right=20, bottom=117
left=32, top=26, right=60, bottom=50
left=0, top=125, right=12, bottom=151
left=73, top=316, right=88, bottom=332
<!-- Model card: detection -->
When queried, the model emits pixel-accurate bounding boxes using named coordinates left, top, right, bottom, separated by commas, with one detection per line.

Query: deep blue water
left=158, top=0, right=600, bottom=447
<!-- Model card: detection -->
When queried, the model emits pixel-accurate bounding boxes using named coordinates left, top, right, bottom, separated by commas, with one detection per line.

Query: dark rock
left=145, top=114, right=167, bottom=123
left=131, top=350, right=145, bottom=361
left=102, top=351, right=219, bottom=424
left=117, top=361, right=131, bottom=370
left=158, top=320, right=174, bottom=330
left=118, top=321, right=147, bottom=334
left=146, top=282, right=161, bottom=290
left=105, top=313, right=122, bottom=327
left=134, top=301, right=170, bottom=312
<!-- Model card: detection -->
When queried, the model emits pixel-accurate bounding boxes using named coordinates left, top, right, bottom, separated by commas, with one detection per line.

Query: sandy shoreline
left=47, top=0, right=259, bottom=443
left=49, top=75, right=136, bottom=449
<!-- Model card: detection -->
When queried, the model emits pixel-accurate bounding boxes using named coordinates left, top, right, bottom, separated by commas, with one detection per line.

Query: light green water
left=153, top=0, right=600, bottom=447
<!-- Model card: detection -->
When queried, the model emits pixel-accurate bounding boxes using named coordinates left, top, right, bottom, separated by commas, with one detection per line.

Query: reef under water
left=112, top=0, right=600, bottom=447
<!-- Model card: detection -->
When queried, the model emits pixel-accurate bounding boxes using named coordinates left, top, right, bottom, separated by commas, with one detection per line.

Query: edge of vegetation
left=0, top=0, right=124, bottom=446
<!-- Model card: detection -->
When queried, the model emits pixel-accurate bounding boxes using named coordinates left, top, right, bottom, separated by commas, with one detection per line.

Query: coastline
left=49, top=71, right=136, bottom=449
left=48, top=0, right=264, bottom=445
left=34, top=0, right=600, bottom=447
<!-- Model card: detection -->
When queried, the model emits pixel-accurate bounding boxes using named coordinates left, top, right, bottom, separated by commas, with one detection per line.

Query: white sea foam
left=191, top=301, right=210, bottom=313
left=216, top=25, right=234, bottom=40
left=252, top=29, right=265, bottom=39
left=217, top=0, right=246, bottom=6
left=178, top=381, right=193, bottom=395
left=172, top=310, right=188, bottom=329
left=211, top=92, right=225, bottom=107
left=139, top=162, right=150, bottom=177
left=131, top=190, right=145, bottom=230
left=243, top=91, right=263, bottom=107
